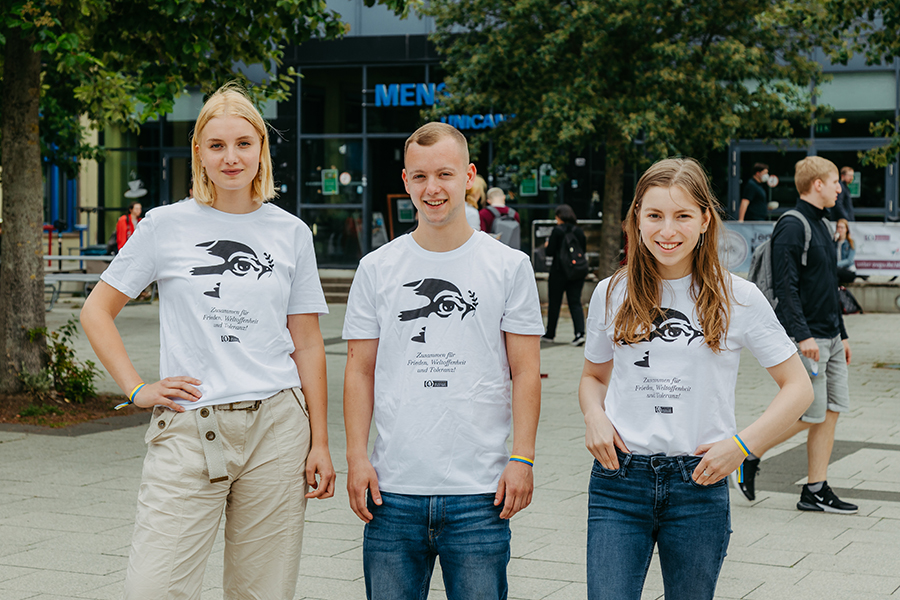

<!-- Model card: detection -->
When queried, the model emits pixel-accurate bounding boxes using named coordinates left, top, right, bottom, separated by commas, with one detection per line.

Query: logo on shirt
left=397, top=278, right=478, bottom=343
left=220, top=335, right=241, bottom=343
left=654, top=406, right=673, bottom=414
left=423, top=380, right=448, bottom=388
left=190, top=240, right=274, bottom=298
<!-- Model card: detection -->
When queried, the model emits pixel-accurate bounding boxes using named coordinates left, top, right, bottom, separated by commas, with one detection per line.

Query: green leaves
left=1, top=0, right=413, bottom=165
left=427, top=0, right=832, bottom=177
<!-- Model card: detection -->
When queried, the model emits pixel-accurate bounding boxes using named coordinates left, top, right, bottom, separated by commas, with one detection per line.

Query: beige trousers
left=124, top=388, right=311, bottom=600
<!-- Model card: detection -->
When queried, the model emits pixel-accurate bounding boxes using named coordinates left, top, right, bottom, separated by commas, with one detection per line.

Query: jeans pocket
left=591, top=459, right=622, bottom=479
left=688, top=476, right=728, bottom=490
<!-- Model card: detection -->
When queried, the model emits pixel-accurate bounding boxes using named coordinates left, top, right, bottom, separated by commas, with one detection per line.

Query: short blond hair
left=404, top=122, right=469, bottom=165
left=192, top=83, right=275, bottom=207
left=795, top=156, right=838, bottom=195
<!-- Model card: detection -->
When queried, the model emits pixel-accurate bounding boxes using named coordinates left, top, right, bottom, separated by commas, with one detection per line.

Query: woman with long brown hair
left=578, top=158, right=812, bottom=600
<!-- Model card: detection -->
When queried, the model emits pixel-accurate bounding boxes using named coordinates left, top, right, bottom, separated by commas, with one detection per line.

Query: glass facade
left=67, top=11, right=897, bottom=266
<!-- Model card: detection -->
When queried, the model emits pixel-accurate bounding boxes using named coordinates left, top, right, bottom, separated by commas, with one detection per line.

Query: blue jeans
left=587, top=451, right=732, bottom=600
left=363, top=492, right=511, bottom=600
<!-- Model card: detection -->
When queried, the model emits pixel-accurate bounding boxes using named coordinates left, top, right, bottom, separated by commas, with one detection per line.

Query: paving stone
left=1, top=305, right=898, bottom=599
left=1, top=571, right=122, bottom=596
left=0, top=548, right=123, bottom=576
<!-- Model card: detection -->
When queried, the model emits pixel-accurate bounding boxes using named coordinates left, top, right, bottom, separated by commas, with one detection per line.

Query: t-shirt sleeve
left=287, top=224, right=328, bottom=315
left=342, top=262, right=380, bottom=339
left=584, top=280, right=615, bottom=364
left=733, top=282, right=797, bottom=368
left=100, top=216, right=158, bottom=298
left=499, top=257, right=545, bottom=335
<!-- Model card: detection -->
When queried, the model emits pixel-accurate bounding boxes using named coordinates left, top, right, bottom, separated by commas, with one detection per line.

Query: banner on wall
left=718, top=221, right=900, bottom=276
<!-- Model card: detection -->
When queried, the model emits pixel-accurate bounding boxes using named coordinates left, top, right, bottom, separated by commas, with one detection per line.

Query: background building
left=62, top=0, right=900, bottom=267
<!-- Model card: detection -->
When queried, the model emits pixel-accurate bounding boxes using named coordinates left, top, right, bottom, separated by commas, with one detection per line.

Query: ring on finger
left=703, top=469, right=710, bottom=477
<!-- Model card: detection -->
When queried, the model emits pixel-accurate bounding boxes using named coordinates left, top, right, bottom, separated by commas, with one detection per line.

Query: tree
left=0, top=0, right=413, bottom=393
left=823, top=0, right=900, bottom=167
left=427, top=0, right=830, bottom=276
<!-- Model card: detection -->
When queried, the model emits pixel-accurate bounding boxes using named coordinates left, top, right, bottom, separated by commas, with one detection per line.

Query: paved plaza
left=1, top=298, right=899, bottom=599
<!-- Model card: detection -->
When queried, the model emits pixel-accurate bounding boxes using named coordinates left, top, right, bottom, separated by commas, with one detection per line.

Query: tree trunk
left=597, top=136, right=625, bottom=279
left=0, top=28, right=45, bottom=392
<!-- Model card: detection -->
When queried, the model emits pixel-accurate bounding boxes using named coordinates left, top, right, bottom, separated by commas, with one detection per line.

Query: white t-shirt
left=465, top=204, right=481, bottom=230
left=101, top=201, right=328, bottom=409
left=343, top=232, right=544, bottom=495
left=584, top=274, right=796, bottom=456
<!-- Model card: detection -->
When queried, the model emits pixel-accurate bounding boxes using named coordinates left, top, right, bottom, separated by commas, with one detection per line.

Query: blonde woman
left=81, top=84, right=335, bottom=599
left=465, top=174, right=487, bottom=229
left=579, top=158, right=812, bottom=600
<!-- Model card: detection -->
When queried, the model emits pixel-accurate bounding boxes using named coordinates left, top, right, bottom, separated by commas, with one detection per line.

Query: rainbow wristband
left=509, top=455, right=534, bottom=467
left=115, top=382, right=146, bottom=411
left=733, top=435, right=751, bottom=483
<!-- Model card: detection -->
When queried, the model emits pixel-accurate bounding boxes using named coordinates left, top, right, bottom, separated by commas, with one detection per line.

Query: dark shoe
left=730, top=457, right=760, bottom=501
left=571, top=334, right=585, bottom=347
left=797, top=482, right=858, bottom=514
left=541, top=335, right=555, bottom=343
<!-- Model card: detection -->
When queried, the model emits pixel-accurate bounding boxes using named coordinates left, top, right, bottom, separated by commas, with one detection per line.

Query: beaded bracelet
left=115, top=382, right=146, bottom=410
left=509, top=455, right=534, bottom=467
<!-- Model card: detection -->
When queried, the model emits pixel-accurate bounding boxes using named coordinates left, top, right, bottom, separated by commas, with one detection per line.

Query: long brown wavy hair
left=607, top=158, right=732, bottom=353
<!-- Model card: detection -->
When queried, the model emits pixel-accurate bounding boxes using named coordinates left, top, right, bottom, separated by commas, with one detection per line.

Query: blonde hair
left=404, top=122, right=469, bottom=164
left=191, top=83, right=275, bottom=206
left=466, top=175, right=487, bottom=209
left=608, top=157, right=732, bottom=353
left=794, top=156, right=837, bottom=196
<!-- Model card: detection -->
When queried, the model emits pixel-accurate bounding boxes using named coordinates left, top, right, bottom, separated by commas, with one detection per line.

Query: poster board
left=386, top=194, right=415, bottom=240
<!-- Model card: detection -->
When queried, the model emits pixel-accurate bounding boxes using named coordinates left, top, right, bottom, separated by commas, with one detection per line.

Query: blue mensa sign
left=374, top=83, right=511, bottom=130
left=375, top=83, right=447, bottom=107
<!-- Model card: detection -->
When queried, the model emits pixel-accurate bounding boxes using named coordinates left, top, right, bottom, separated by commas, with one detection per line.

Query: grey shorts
left=795, top=335, right=850, bottom=424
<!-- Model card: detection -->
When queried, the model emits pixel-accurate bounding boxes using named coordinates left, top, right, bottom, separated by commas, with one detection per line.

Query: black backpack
left=557, top=228, right=590, bottom=281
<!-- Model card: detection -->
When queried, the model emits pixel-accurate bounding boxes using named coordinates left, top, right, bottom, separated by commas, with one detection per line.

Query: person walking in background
left=81, top=84, right=336, bottom=599
left=738, top=162, right=769, bottom=221
left=543, top=204, right=587, bottom=346
left=835, top=218, right=857, bottom=284
left=734, top=156, right=858, bottom=514
left=580, top=158, right=812, bottom=600
left=480, top=186, right=520, bottom=232
left=116, top=201, right=142, bottom=251
left=343, top=122, right=543, bottom=600
left=832, top=166, right=856, bottom=222
left=465, top=174, right=487, bottom=230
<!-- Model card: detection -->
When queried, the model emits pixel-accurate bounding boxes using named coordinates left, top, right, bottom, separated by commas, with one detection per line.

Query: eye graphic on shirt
left=190, top=240, right=274, bottom=298
left=397, top=278, right=478, bottom=343
left=628, top=307, right=704, bottom=346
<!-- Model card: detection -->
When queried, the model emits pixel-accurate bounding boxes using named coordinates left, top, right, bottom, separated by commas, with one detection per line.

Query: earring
left=697, top=232, right=705, bottom=249
left=201, top=168, right=208, bottom=183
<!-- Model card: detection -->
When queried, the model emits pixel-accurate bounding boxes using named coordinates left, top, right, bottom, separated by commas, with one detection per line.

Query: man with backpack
left=736, top=156, right=857, bottom=514
left=480, top=187, right=521, bottom=249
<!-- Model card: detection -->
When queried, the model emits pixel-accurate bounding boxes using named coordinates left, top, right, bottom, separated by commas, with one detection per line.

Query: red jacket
left=116, top=214, right=139, bottom=250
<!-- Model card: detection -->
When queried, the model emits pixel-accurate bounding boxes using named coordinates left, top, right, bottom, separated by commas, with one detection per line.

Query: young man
left=832, top=166, right=856, bottom=222
left=737, top=162, right=769, bottom=222
left=480, top=186, right=520, bottom=233
left=343, top=122, right=544, bottom=599
left=734, top=156, right=857, bottom=514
